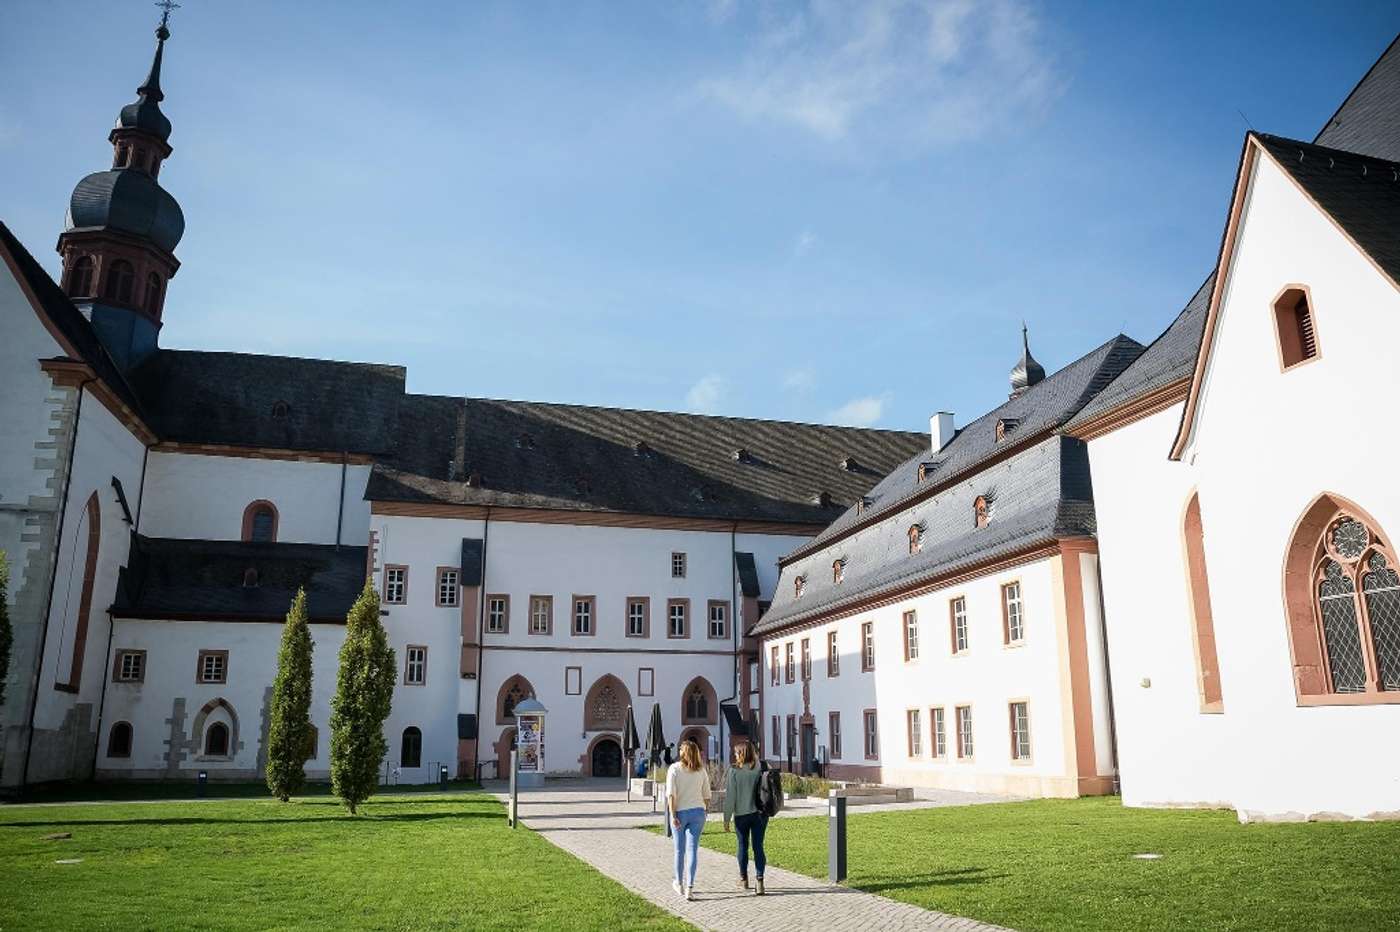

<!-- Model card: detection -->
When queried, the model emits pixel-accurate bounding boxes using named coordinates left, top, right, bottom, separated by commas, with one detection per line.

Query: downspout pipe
left=90, top=609, right=117, bottom=781
left=335, top=452, right=347, bottom=550
left=718, top=522, right=739, bottom=757
left=21, top=375, right=93, bottom=788
left=471, top=506, right=491, bottom=778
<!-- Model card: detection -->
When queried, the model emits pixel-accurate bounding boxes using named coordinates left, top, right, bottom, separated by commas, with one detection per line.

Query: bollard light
left=828, top=793, right=847, bottom=883
left=439, top=765, right=449, bottom=789
left=197, top=771, right=208, bottom=798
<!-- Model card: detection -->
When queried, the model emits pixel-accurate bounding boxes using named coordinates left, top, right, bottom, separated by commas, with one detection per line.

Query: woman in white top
left=666, top=739, right=712, bottom=900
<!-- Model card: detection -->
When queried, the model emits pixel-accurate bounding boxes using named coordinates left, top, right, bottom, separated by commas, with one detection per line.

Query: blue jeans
left=735, top=811, right=768, bottom=880
left=672, top=806, right=706, bottom=886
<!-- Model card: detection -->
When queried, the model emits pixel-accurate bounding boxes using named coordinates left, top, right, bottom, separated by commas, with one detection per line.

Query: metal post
left=828, top=793, right=847, bottom=883
left=508, top=749, right=519, bottom=828
left=440, top=764, right=449, bottom=790
left=197, top=771, right=208, bottom=798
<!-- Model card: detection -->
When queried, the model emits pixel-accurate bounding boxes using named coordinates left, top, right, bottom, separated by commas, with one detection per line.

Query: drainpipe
left=91, top=609, right=118, bottom=781
left=717, top=522, right=739, bottom=757
left=471, top=506, right=491, bottom=776
left=335, top=452, right=347, bottom=550
left=21, top=375, right=93, bottom=788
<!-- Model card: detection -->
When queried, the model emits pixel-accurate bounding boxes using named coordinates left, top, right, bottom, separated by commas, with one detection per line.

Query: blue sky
left=3, top=1, right=1396, bottom=432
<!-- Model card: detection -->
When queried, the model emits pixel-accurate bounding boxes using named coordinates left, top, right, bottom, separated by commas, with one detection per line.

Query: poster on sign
left=518, top=715, right=543, bottom=773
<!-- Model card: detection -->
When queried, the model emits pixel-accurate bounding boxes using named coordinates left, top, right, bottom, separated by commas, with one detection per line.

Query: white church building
left=2, top=19, right=1398, bottom=824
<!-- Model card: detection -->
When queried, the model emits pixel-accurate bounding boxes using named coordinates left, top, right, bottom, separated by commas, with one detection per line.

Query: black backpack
left=754, top=761, right=784, bottom=817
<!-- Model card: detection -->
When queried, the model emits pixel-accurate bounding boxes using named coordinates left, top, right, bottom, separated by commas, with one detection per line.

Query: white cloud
left=793, top=229, right=818, bottom=257
left=782, top=366, right=817, bottom=393
left=827, top=394, right=888, bottom=427
left=698, top=0, right=1063, bottom=146
left=685, top=373, right=727, bottom=413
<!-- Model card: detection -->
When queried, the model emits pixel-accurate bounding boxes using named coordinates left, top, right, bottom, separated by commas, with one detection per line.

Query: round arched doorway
left=590, top=736, right=623, bottom=778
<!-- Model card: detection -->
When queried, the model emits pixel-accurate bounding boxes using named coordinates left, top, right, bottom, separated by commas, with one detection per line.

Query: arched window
left=205, top=721, right=230, bottom=757
left=241, top=501, right=278, bottom=543
left=144, top=273, right=162, bottom=316
left=401, top=727, right=422, bottom=768
left=57, top=493, right=100, bottom=691
left=681, top=676, right=717, bottom=725
left=103, top=259, right=135, bottom=304
left=1284, top=497, right=1400, bottom=700
left=496, top=674, right=536, bottom=724
left=1182, top=493, right=1224, bottom=712
left=1273, top=286, right=1319, bottom=369
left=107, top=721, right=133, bottom=758
left=67, top=255, right=95, bottom=296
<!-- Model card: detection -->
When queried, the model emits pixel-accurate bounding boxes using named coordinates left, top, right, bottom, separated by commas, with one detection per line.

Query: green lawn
left=686, top=797, right=1400, bottom=931
left=0, top=792, right=687, bottom=931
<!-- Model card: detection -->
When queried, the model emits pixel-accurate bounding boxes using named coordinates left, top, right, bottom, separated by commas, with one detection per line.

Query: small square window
left=436, top=568, right=460, bottom=607
left=671, top=552, right=687, bottom=578
left=627, top=598, right=649, bottom=638
left=572, top=596, right=595, bottom=636
left=404, top=645, right=427, bottom=686
left=384, top=566, right=407, bottom=605
left=707, top=601, right=728, bottom=640
left=529, top=596, right=553, bottom=635
left=197, top=650, right=228, bottom=685
left=486, top=595, right=509, bottom=634
left=113, top=650, right=146, bottom=683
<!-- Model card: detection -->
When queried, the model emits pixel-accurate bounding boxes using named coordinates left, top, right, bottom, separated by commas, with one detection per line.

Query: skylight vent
left=270, top=401, right=289, bottom=420
left=841, top=456, right=859, bottom=472
left=811, top=491, right=833, bottom=508
left=733, top=448, right=754, bottom=464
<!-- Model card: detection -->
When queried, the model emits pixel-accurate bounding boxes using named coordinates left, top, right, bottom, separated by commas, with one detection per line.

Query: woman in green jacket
left=723, top=740, right=768, bottom=895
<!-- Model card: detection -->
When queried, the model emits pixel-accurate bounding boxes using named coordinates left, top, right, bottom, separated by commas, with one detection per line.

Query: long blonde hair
left=732, top=740, right=758, bottom=769
left=678, top=738, right=703, bottom=771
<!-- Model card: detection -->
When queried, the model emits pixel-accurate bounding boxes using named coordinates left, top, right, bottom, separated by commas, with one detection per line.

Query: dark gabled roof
left=752, top=434, right=1097, bottom=635
left=784, top=334, right=1143, bottom=561
left=735, top=552, right=761, bottom=598
left=0, top=220, right=147, bottom=418
left=112, top=536, right=367, bottom=622
left=1255, top=133, right=1400, bottom=286
left=1315, top=34, right=1400, bottom=162
left=1067, top=274, right=1213, bottom=431
left=368, top=396, right=929, bottom=525
left=129, top=349, right=406, bottom=454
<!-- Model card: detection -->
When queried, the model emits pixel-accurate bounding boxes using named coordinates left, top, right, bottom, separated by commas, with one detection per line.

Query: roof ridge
left=156, top=347, right=408, bottom=375
left=1313, top=33, right=1400, bottom=147
left=1256, top=131, right=1400, bottom=168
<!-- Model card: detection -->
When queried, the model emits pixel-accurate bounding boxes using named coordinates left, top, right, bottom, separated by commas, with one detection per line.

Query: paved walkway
left=491, top=779, right=1013, bottom=932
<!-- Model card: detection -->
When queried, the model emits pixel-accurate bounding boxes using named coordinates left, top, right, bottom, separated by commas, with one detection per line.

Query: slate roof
left=0, top=221, right=147, bottom=418
left=1255, top=133, right=1400, bottom=286
left=112, top=536, right=367, bottom=622
left=785, top=334, right=1143, bottom=561
left=752, top=434, right=1097, bottom=635
left=1066, top=274, right=1213, bottom=431
left=1315, top=34, right=1400, bottom=162
left=67, top=170, right=185, bottom=254
left=129, top=349, right=406, bottom=454
left=368, top=396, right=929, bottom=525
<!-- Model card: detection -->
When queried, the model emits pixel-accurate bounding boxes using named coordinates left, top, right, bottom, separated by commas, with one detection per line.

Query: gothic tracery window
left=686, top=687, right=708, bottom=722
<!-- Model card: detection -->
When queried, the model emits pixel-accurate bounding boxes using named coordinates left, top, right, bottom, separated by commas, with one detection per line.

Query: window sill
left=1297, top=691, right=1400, bottom=706
left=1003, top=640, right=1026, bottom=650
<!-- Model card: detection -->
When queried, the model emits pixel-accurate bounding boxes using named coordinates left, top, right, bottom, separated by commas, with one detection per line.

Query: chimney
left=930, top=412, right=955, bottom=451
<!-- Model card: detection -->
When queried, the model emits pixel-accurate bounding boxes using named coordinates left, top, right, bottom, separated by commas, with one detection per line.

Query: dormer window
left=917, top=462, right=938, bottom=483
left=974, top=496, right=992, bottom=529
left=841, top=456, right=859, bottom=471
left=1273, top=286, right=1319, bottom=369
left=833, top=559, right=846, bottom=584
left=733, top=448, right=753, bottom=464
left=795, top=575, right=807, bottom=599
left=909, top=523, right=924, bottom=554
left=633, top=440, right=654, bottom=458
left=856, top=496, right=874, bottom=515
left=515, top=433, right=535, bottom=450
left=242, top=567, right=259, bottom=588
left=996, top=418, right=1019, bottom=442
left=270, top=401, right=289, bottom=420
left=574, top=476, right=591, bottom=496
left=812, top=491, right=833, bottom=508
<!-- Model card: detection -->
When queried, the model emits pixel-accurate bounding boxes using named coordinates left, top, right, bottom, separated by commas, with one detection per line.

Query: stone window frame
left=681, top=676, right=718, bottom=725
left=671, top=551, right=687, bottom=578
left=908, top=524, right=923, bottom=555
left=1001, top=580, right=1026, bottom=646
left=828, top=710, right=842, bottom=760
left=771, top=715, right=780, bottom=757
left=1009, top=699, right=1033, bottom=764
left=666, top=598, right=690, bottom=639
left=626, top=596, right=651, bottom=638
left=1182, top=492, right=1224, bottom=713
left=706, top=600, right=730, bottom=640
left=903, top=609, right=919, bottom=662
left=949, top=595, right=970, bottom=655
left=240, top=499, right=279, bottom=543
left=204, top=721, right=231, bottom=758
left=861, top=621, right=875, bottom=672
left=827, top=629, right=840, bottom=677
left=930, top=706, right=947, bottom=759
left=400, top=726, right=423, bottom=768
left=637, top=667, right=655, bottom=697
left=906, top=708, right=923, bottom=758
left=196, top=649, right=229, bottom=685
left=571, top=595, right=597, bottom=638
left=113, top=648, right=147, bottom=684
left=974, top=496, right=991, bottom=530
left=435, top=566, right=460, bottom=608
left=383, top=564, right=408, bottom=605
left=862, top=708, right=878, bottom=760
left=1271, top=283, right=1322, bottom=372
left=800, top=637, right=812, bottom=681
left=56, top=491, right=101, bottom=693
left=770, top=644, right=780, bottom=686
left=565, top=666, right=583, bottom=696
left=784, top=642, right=795, bottom=683
left=403, top=644, right=428, bottom=686
left=786, top=714, right=797, bottom=762
left=496, top=674, right=536, bottom=725
left=486, top=594, right=510, bottom=634
left=528, top=595, right=553, bottom=636
left=585, top=674, right=632, bottom=732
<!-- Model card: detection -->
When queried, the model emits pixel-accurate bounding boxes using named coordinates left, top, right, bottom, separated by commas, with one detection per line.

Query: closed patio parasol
left=622, top=704, right=641, bottom=800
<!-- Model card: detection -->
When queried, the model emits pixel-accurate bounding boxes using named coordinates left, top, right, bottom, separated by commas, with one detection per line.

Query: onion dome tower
left=56, top=8, right=184, bottom=369
left=1009, top=323, right=1045, bottom=399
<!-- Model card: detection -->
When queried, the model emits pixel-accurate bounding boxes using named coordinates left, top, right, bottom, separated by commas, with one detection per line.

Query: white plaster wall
left=34, top=391, right=148, bottom=733
left=0, top=266, right=65, bottom=511
left=1090, top=153, right=1400, bottom=819
left=140, top=452, right=371, bottom=545
left=763, top=557, right=1095, bottom=795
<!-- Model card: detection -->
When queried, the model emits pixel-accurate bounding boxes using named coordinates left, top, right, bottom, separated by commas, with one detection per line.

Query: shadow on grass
left=858, top=866, right=1005, bottom=893
left=2, top=811, right=499, bottom=829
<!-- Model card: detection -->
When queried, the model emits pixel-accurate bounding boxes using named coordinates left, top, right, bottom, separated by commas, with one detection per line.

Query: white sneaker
left=672, top=880, right=684, bottom=898
left=685, top=885, right=694, bottom=901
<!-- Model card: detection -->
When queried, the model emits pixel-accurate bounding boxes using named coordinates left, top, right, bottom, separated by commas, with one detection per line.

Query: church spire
left=1009, top=323, right=1045, bottom=399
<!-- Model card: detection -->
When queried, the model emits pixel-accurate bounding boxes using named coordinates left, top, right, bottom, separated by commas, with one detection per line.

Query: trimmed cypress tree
left=329, top=581, right=396, bottom=814
left=0, top=551, right=11, bottom=708
left=265, top=588, right=314, bottom=801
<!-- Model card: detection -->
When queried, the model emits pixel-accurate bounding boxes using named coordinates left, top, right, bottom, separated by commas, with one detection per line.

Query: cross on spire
left=155, top=0, right=180, bottom=31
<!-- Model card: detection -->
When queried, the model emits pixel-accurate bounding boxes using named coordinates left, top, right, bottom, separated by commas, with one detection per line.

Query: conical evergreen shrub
left=329, top=581, right=396, bottom=814
left=266, top=588, right=314, bottom=801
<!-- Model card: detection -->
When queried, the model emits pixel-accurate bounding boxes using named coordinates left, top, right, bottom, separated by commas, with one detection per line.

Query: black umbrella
left=643, top=703, right=667, bottom=818
left=622, top=705, right=642, bottom=799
